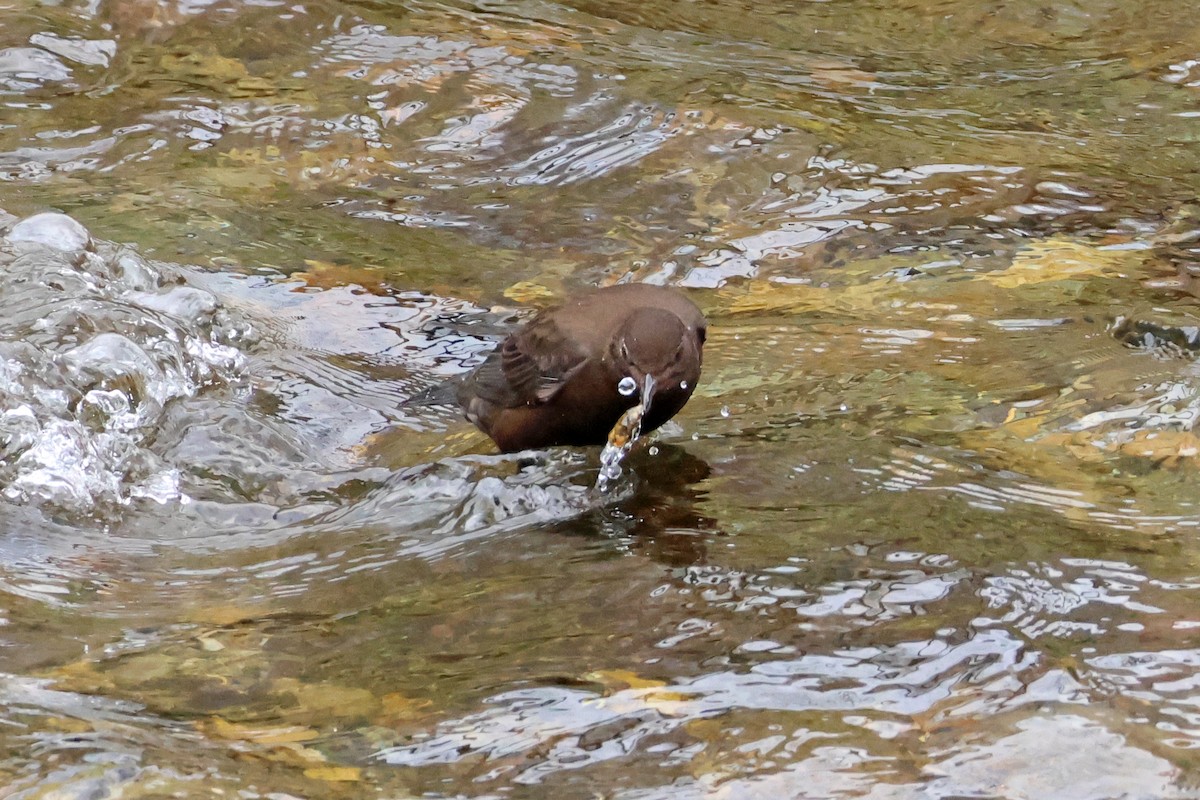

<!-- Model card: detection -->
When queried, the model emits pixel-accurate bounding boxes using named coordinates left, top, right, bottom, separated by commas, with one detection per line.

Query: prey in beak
left=607, top=373, right=656, bottom=450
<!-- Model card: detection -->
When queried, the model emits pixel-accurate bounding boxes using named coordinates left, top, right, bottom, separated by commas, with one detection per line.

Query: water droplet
left=720, top=406, right=731, bottom=418
left=617, top=376, right=637, bottom=396
left=649, top=445, right=659, bottom=456
left=596, top=439, right=632, bottom=493
left=680, top=381, right=688, bottom=390
left=599, top=460, right=623, bottom=482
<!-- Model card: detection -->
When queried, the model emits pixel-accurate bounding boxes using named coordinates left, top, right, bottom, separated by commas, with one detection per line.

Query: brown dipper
left=457, top=283, right=706, bottom=452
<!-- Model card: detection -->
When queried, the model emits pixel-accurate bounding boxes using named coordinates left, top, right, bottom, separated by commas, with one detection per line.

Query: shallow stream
left=4, top=0, right=1200, bottom=796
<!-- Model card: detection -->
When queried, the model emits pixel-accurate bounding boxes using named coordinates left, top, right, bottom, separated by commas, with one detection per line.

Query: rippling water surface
left=4, top=0, right=1200, bottom=796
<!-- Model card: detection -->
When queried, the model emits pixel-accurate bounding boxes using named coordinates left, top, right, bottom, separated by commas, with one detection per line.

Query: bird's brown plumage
left=457, top=284, right=706, bottom=452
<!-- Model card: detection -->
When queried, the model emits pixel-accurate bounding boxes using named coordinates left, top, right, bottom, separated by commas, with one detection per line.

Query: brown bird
left=457, top=284, right=706, bottom=452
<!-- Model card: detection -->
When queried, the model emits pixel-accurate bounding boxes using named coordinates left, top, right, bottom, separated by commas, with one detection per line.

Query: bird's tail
left=401, top=379, right=459, bottom=407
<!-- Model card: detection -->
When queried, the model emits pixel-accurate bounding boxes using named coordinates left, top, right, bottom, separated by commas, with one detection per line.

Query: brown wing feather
left=463, top=313, right=588, bottom=410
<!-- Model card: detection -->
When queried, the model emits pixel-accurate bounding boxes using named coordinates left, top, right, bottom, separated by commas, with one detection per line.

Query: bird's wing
left=467, top=315, right=588, bottom=409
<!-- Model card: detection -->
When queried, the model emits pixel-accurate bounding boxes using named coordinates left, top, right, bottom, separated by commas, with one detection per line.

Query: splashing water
left=0, top=212, right=252, bottom=516
left=595, top=402, right=644, bottom=493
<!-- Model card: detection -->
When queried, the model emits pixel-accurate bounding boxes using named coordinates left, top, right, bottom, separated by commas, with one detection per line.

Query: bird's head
left=610, top=307, right=702, bottom=411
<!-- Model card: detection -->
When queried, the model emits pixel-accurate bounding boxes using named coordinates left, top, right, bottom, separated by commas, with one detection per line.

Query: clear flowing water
left=4, top=0, right=1200, bottom=797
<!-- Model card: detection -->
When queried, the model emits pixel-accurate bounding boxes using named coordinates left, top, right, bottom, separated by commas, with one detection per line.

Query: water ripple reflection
left=7, top=0, right=1200, bottom=795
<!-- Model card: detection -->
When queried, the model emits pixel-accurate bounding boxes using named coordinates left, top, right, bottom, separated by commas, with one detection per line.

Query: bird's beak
left=640, top=372, right=656, bottom=413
